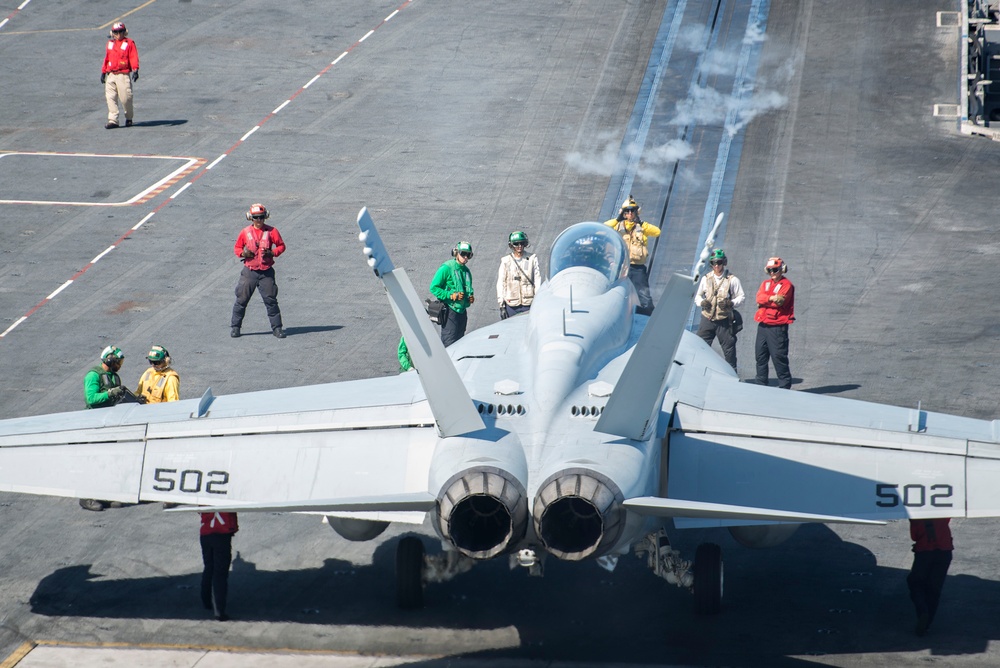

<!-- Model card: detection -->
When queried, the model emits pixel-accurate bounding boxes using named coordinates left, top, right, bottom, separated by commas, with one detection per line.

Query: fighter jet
left=1, top=207, right=997, bottom=615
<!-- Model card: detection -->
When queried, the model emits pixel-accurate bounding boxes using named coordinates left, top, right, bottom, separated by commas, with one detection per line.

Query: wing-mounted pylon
left=357, top=207, right=485, bottom=438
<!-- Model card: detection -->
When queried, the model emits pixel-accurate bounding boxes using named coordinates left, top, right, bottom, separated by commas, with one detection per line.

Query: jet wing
left=165, top=491, right=437, bottom=514
left=663, top=368, right=1000, bottom=527
left=624, top=496, right=883, bottom=525
left=0, top=373, right=439, bottom=517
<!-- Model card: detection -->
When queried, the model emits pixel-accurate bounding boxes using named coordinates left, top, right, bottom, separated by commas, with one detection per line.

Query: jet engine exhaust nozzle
left=436, top=468, right=528, bottom=560
left=533, top=469, right=625, bottom=561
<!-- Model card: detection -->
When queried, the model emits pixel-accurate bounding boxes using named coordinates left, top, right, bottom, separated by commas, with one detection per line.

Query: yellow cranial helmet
left=619, top=195, right=640, bottom=214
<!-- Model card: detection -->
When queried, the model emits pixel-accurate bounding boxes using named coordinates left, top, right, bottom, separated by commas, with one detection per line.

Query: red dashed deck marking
left=1, top=0, right=416, bottom=340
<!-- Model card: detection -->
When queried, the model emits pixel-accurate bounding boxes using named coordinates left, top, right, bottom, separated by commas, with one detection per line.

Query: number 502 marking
left=875, top=483, right=953, bottom=508
left=152, top=468, right=230, bottom=495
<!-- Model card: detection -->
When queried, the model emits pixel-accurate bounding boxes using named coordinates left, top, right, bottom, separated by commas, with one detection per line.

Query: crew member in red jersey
left=200, top=511, right=239, bottom=621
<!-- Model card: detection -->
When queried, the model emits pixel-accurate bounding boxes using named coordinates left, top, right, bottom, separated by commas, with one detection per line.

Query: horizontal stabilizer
left=166, top=491, right=437, bottom=515
left=624, top=496, right=884, bottom=525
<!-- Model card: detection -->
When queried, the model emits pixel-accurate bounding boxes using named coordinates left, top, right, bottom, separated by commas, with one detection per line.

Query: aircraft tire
left=396, top=536, right=425, bottom=609
left=693, top=542, right=723, bottom=615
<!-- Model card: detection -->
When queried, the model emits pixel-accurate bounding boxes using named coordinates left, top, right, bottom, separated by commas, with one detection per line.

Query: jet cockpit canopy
left=548, top=223, right=629, bottom=282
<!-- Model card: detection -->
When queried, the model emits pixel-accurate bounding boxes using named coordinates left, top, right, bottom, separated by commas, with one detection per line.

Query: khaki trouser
left=105, top=73, right=133, bottom=124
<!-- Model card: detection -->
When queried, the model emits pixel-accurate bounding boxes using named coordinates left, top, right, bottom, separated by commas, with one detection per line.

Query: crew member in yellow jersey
left=604, top=195, right=660, bottom=315
left=136, top=345, right=179, bottom=404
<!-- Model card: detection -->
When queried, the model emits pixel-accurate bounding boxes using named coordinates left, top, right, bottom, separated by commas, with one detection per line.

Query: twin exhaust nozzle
left=434, top=467, right=625, bottom=561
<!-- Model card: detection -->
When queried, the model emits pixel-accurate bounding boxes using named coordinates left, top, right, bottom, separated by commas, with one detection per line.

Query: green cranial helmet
left=101, top=345, right=124, bottom=363
left=455, top=241, right=473, bottom=258
left=508, top=231, right=529, bottom=247
left=709, top=249, right=727, bottom=265
left=146, top=345, right=169, bottom=362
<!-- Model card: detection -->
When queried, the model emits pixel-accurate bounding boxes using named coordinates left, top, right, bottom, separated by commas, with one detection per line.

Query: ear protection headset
left=245, top=203, right=269, bottom=221
left=765, top=257, right=788, bottom=274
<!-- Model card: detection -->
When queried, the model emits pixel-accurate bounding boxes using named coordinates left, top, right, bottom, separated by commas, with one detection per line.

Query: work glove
left=101, top=73, right=106, bottom=84
left=131, top=71, right=138, bottom=82
left=719, top=298, right=732, bottom=308
left=136, top=396, right=147, bottom=405
left=700, top=299, right=712, bottom=309
left=772, top=294, right=786, bottom=306
left=499, top=306, right=508, bottom=320
left=241, top=247, right=255, bottom=259
left=107, top=386, right=125, bottom=400
left=450, top=292, right=464, bottom=301
left=262, top=247, right=273, bottom=257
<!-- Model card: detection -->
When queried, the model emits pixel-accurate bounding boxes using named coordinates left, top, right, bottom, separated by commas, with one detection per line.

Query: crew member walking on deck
left=101, top=22, right=139, bottom=129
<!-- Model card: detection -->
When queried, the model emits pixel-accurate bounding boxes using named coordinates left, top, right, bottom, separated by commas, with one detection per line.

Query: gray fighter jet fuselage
left=1, top=209, right=997, bottom=615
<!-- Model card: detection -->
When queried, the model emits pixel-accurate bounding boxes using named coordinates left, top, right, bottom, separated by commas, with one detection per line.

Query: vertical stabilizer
left=595, top=212, right=725, bottom=440
left=594, top=272, right=696, bottom=440
left=357, top=208, right=485, bottom=437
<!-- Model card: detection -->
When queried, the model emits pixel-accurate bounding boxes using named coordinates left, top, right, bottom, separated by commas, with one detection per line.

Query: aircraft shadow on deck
left=27, top=527, right=1000, bottom=666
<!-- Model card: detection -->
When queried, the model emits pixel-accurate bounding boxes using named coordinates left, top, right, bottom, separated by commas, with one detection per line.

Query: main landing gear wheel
left=396, top=536, right=425, bottom=609
left=693, top=542, right=723, bottom=615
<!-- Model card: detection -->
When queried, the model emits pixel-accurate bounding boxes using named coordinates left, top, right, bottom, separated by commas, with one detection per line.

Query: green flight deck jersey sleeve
left=430, top=258, right=474, bottom=314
